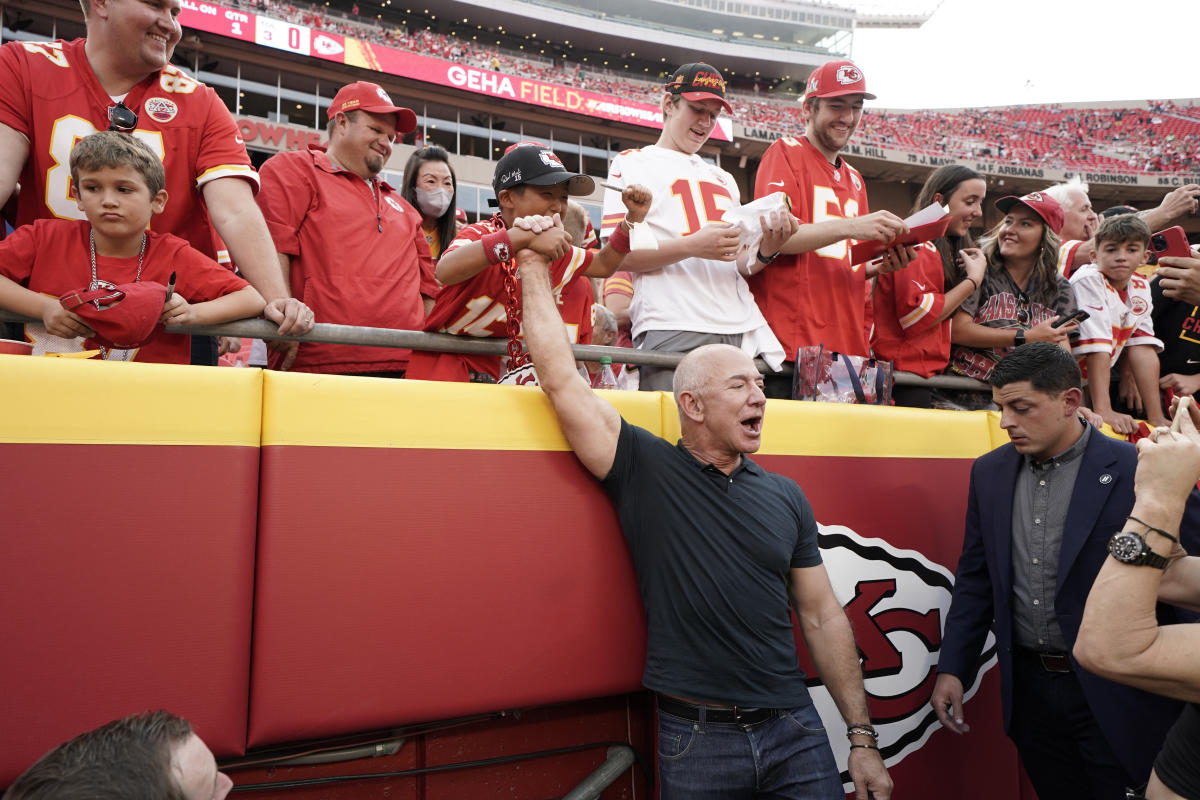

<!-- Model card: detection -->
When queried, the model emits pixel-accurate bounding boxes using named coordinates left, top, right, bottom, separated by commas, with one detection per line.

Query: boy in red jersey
left=407, top=143, right=649, bottom=383
left=0, top=0, right=310, bottom=340
left=0, top=132, right=263, bottom=362
left=750, top=60, right=915, bottom=396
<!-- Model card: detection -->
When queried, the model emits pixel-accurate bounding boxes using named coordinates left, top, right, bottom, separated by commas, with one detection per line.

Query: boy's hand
left=160, top=294, right=193, bottom=326
left=1161, top=372, right=1200, bottom=399
left=528, top=227, right=572, bottom=261
left=512, top=214, right=560, bottom=234
left=42, top=299, right=96, bottom=339
left=758, top=211, right=798, bottom=260
left=689, top=221, right=741, bottom=261
left=620, top=184, right=652, bottom=224
left=1097, top=407, right=1137, bottom=436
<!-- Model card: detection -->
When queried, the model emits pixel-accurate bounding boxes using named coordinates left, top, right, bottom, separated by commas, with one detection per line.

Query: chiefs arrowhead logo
left=804, top=525, right=997, bottom=788
left=835, top=65, right=863, bottom=86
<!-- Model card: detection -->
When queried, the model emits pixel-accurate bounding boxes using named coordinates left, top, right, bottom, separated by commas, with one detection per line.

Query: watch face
left=1109, top=531, right=1146, bottom=563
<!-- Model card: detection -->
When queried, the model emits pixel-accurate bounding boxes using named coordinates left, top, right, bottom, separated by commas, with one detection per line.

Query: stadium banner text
left=178, top=1, right=732, bottom=141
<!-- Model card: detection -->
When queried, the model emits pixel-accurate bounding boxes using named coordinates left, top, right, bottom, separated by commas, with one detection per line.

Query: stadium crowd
left=8, top=0, right=1200, bottom=794
left=215, top=0, right=1200, bottom=176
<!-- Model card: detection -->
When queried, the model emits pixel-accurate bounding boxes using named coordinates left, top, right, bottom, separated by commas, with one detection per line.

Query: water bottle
left=593, top=356, right=618, bottom=390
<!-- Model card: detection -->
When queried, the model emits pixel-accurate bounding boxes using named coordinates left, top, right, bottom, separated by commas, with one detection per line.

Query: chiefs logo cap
left=664, top=62, right=732, bottom=114
left=328, top=81, right=417, bottom=134
left=994, top=191, right=1066, bottom=235
left=803, top=59, right=876, bottom=101
left=492, top=142, right=595, bottom=197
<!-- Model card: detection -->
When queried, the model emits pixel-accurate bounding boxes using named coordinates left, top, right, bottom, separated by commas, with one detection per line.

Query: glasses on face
left=107, top=101, right=138, bottom=133
left=1016, top=290, right=1031, bottom=326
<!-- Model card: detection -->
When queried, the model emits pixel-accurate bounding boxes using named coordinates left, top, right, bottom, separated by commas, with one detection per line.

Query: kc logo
left=836, top=65, right=863, bottom=85
left=805, top=524, right=997, bottom=788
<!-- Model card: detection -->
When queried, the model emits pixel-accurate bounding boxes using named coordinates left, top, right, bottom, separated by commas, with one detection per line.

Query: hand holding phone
left=1052, top=310, right=1090, bottom=328
left=1150, top=227, right=1191, bottom=260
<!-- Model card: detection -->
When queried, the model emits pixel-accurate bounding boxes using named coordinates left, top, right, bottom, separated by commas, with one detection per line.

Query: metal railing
left=0, top=311, right=991, bottom=391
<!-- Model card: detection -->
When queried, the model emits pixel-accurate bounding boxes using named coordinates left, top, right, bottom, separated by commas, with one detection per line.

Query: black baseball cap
left=492, top=142, right=595, bottom=196
left=664, top=63, right=732, bottom=113
left=1100, top=205, right=1139, bottom=218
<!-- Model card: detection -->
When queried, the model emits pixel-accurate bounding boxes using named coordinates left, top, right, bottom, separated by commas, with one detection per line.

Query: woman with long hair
left=947, top=191, right=1079, bottom=386
left=872, top=165, right=988, bottom=407
left=401, top=145, right=458, bottom=260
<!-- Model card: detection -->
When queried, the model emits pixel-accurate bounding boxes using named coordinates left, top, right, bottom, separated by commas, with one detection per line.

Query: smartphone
left=1150, top=226, right=1192, bottom=260
left=1052, top=310, right=1090, bottom=328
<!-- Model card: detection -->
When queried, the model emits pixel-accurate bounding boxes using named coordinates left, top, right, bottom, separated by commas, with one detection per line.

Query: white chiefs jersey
left=600, top=145, right=773, bottom=340
left=1070, top=264, right=1162, bottom=372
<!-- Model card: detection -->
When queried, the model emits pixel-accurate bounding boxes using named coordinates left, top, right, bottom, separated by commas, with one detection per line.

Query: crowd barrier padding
left=0, top=357, right=261, bottom=785
left=1, top=358, right=1033, bottom=798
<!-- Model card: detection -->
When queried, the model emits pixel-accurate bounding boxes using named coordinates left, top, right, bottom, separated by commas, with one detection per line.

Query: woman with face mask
left=401, top=146, right=459, bottom=260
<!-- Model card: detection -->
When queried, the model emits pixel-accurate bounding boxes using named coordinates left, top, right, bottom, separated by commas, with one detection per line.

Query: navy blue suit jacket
left=938, top=427, right=1199, bottom=783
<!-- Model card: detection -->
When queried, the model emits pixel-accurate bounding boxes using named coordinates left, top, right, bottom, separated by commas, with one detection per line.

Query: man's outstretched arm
left=518, top=247, right=621, bottom=479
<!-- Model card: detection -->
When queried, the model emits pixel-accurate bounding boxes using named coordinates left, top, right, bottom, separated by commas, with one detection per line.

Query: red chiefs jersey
left=870, top=243, right=952, bottom=377
left=0, top=219, right=249, bottom=363
left=0, top=39, right=257, bottom=258
left=749, top=135, right=871, bottom=358
left=407, top=214, right=595, bottom=381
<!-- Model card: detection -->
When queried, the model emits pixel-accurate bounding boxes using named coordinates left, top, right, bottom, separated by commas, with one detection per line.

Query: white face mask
left=415, top=186, right=453, bottom=218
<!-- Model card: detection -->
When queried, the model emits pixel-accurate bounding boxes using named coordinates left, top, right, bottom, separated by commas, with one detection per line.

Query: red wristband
left=608, top=222, right=631, bottom=255
left=481, top=229, right=515, bottom=264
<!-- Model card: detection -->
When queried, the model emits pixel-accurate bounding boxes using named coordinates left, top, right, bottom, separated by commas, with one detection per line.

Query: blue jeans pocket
left=657, top=712, right=699, bottom=760
left=781, top=704, right=827, bottom=735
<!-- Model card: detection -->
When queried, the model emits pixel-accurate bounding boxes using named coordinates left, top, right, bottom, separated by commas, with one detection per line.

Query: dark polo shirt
left=601, top=419, right=822, bottom=708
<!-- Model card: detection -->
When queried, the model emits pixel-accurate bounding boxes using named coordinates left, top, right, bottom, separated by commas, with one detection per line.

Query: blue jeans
left=657, top=703, right=843, bottom=799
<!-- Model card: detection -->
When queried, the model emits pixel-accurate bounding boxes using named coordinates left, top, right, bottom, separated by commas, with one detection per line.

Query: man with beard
left=254, top=82, right=438, bottom=375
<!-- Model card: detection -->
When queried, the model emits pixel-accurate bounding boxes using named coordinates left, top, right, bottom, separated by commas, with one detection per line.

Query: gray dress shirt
left=1010, top=422, right=1091, bottom=652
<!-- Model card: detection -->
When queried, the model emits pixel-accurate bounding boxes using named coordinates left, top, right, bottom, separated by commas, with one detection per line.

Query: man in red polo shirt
left=256, top=81, right=438, bottom=375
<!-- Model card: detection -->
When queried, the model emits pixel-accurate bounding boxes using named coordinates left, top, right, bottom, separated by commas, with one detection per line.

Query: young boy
left=1070, top=214, right=1168, bottom=432
left=407, top=142, right=649, bottom=383
left=0, top=132, right=264, bottom=362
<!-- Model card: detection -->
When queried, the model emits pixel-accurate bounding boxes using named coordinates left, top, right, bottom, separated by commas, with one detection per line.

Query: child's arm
left=436, top=224, right=554, bottom=286
left=586, top=185, right=651, bottom=278
left=1085, top=352, right=1136, bottom=435
left=161, top=285, right=266, bottom=327
left=0, top=274, right=95, bottom=339
left=1125, top=345, right=1170, bottom=427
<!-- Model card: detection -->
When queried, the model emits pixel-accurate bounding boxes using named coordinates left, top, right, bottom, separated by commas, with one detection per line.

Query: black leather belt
left=657, top=695, right=777, bottom=725
left=1016, top=647, right=1074, bottom=673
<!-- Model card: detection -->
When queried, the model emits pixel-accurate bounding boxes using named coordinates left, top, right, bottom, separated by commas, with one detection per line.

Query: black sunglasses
left=1015, top=289, right=1031, bottom=326
left=107, top=101, right=138, bottom=133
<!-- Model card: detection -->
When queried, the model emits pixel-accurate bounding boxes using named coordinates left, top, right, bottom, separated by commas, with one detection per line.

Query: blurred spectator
left=3, top=710, right=231, bottom=800
left=948, top=192, right=1078, bottom=390
left=255, top=82, right=437, bottom=375
left=871, top=165, right=988, bottom=407
left=400, top=145, right=460, bottom=261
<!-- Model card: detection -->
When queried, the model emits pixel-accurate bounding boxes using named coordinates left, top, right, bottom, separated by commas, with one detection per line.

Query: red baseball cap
left=328, top=81, right=417, bottom=134
left=804, top=60, right=875, bottom=100
left=59, top=281, right=167, bottom=349
left=994, top=192, right=1065, bottom=235
left=664, top=63, right=732, bottom=114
